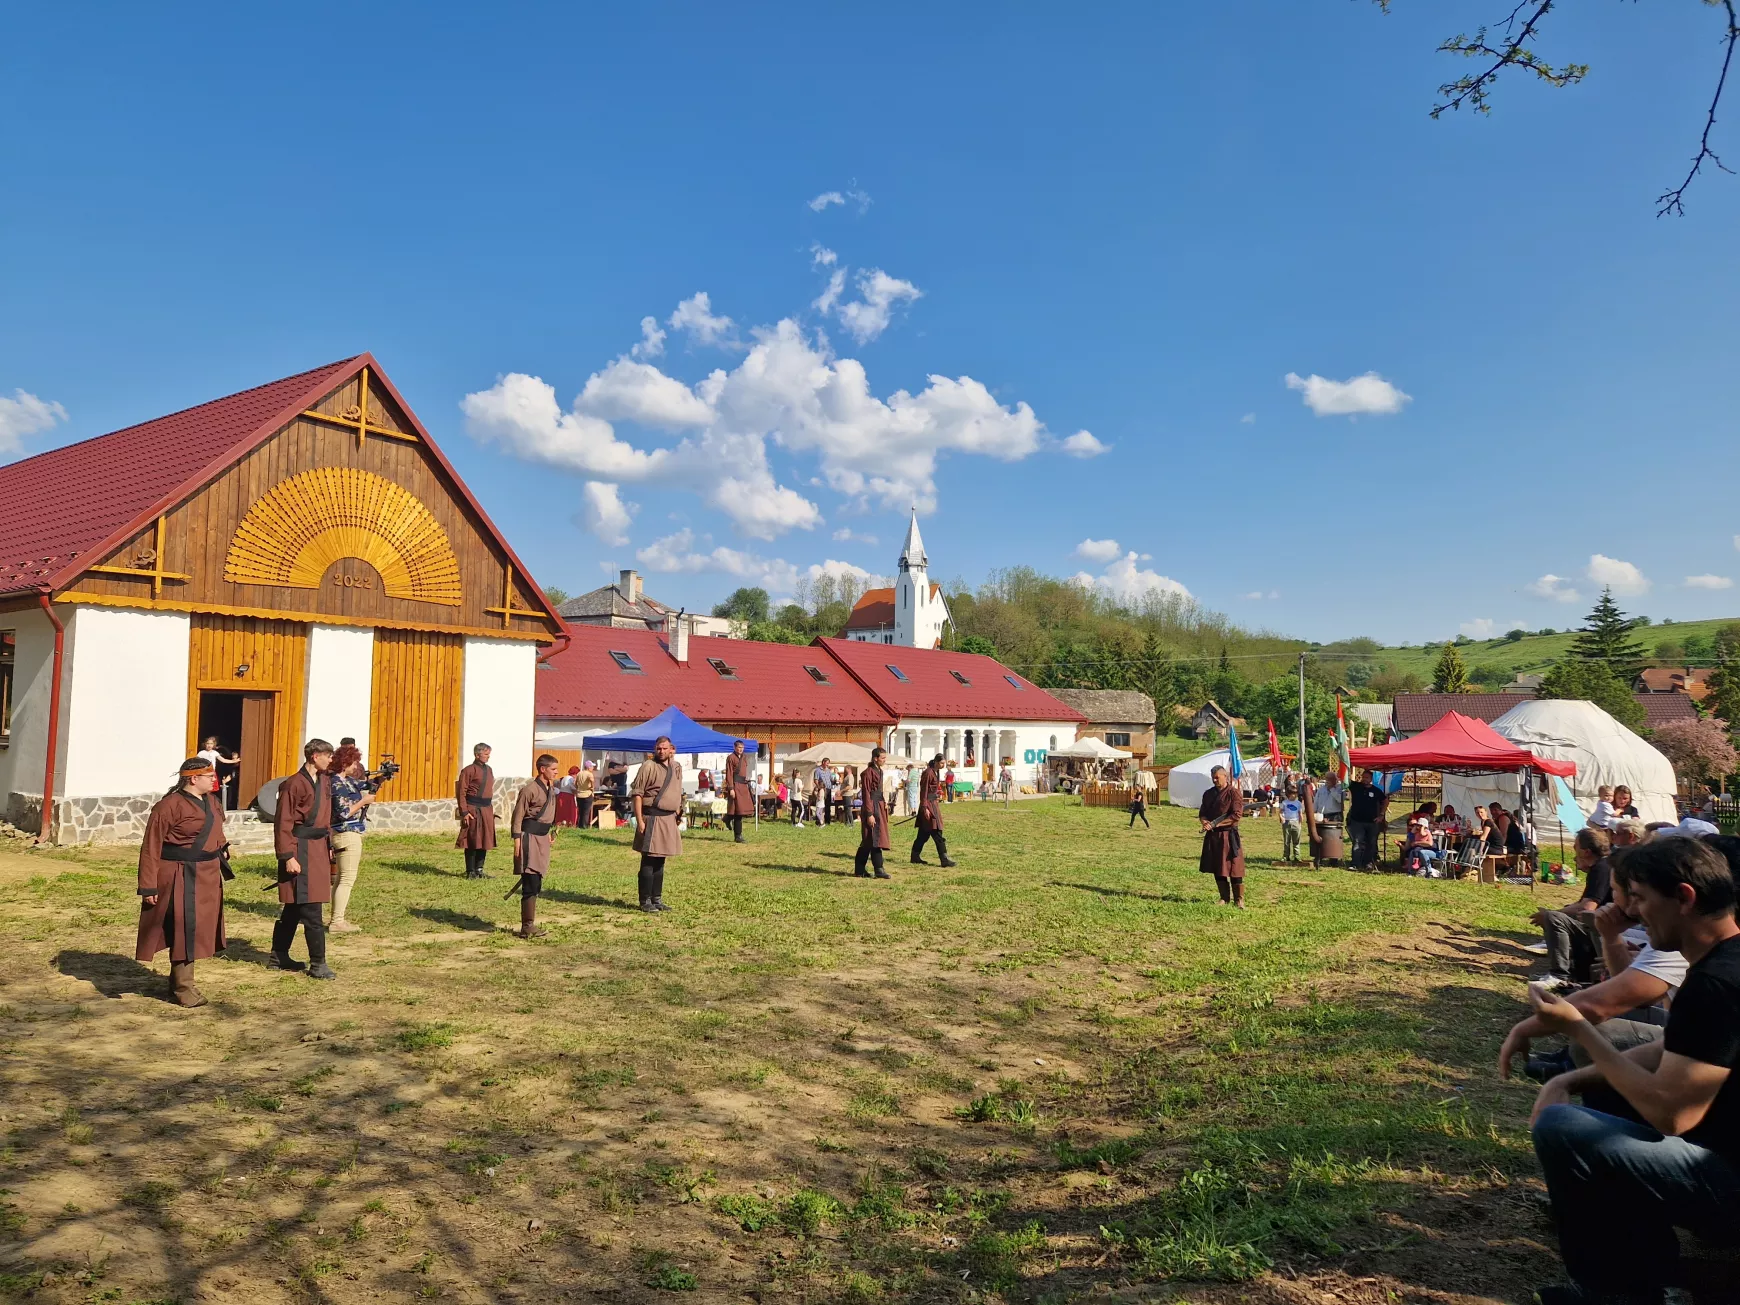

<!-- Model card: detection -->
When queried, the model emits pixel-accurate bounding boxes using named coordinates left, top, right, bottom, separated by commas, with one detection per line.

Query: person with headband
left=135, top=757, right=232, bottom=1007
left=272, top=738, right=337, bottom=979
left=455, top=742, right=497, bottom=878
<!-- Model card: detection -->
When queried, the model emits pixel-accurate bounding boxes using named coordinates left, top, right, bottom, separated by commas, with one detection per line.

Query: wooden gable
left=59, top=364, right=561, bottom=642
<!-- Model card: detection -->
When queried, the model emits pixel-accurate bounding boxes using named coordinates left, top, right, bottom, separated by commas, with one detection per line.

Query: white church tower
left=894, top=509, right=948, bottom=649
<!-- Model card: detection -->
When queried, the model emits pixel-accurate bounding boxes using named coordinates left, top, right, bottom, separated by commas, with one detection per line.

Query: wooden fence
left=1082, top=782, right=1141, bottom=809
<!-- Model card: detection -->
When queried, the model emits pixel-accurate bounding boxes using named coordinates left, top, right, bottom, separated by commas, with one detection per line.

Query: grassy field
left=0, top=799, right=1578, bottom=1304
left=1366, top=614, right=1738, bottom=685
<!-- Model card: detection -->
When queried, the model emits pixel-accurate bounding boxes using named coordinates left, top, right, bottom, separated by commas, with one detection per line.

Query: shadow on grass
left=1048, top=879, right=1191, bottom=904
left=220, top=935, right=277, bottom=967
left=749, top=861, right=847, bottom=877
left=408, top=906, right=497, bottom=932
left=224, top=895, right=283, bottom=921
left=375, top=858, right=457, bottom=878
left=53, top=949, right=166, bottom=1000
left=541, top=887, right=637, bottom=910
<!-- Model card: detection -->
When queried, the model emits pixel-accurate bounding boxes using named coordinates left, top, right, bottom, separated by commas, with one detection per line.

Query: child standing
left=1128, top=786, right=1150, bottom=829
left=1279, top=792, right=1303, bottom=862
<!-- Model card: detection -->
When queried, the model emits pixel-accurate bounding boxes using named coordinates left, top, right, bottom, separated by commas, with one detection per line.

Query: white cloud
left=461, top=373, right=674, bottom=480
left=1239, top=412, right=1255, bottom=425
left=1460, top=618, right=1498, bottom=640
left=847, top=187, right=872, bottom=213
left=1268, top=589, right=1280, bottom=600
left=832, top=527, right=878, bottom=545
left=574, top=357, right=714, bottom=429
left=808, top=191, right=844, bottom=211
left=577, top=481, right=637, bottom=546
left=1686, top=574, right=1734, bottom=590
left=811, top=244, right=838, bottom=268
left=1073, top=538, right=1122, bottom=564
left=1071, top=551, right=1191, bottom=606
left=1243, top=591, right=1263, bottom=600
left=1526, top=573, right=1582, bottom=603
left=1733, top=534, right=1739, bottom=552
left=1284, top=370, right=1411, bottom=418
left=1587, top=553, right=1650, bottom=596
left=803, top=558, right=885, bottom=587
left=1060, top=430, right=1109, bottom=458
left=0, top=389, right=68, bottom=459
left=630, top=315, right=665, bottom=361
left=813, top=269, right=846, bottom=315
left=635, top=528, right=801, bottom=593
left=834, top=269, right=922, bottom=343
left=667, top=292, right=737, bottom=347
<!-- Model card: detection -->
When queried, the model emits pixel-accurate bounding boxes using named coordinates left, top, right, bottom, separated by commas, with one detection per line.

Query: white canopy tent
left=1048, top=737, right=1133, bottom=761
left=780, top=741, right=878, bottom=767
left=1442, top=699, right=1678, bottom=838
left=1166, top=749, right=1275, bottom=808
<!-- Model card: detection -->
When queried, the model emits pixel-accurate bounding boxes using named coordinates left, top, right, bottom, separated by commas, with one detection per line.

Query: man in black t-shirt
left=1529, top=827, right=1614, bottom=987
left=1344, top=770, right=1388, bottom=870
left=1527, top=836, right=1740, bottom=1303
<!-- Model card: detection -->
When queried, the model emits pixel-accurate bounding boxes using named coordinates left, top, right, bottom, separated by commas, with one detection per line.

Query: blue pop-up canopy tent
left=579, top=705, right=758, bottom=755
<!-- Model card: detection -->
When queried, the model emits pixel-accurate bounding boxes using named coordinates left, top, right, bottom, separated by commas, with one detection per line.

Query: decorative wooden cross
left=485, top=564, right=544, bottom=629
left=85, top=516, right=191, bottom=598
left=301, top=366, right=419, bottom=447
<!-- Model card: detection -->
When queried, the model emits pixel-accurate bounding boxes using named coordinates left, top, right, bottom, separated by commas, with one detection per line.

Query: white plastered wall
left=461, top=638, right=537, bottom=778
left=0, top=604, right=58, bottom=802
left=303, top=625, right=375, bottom=758
left=62, top=606, right=190, bottom=798
left=888, top=718, right=1076, bottom=783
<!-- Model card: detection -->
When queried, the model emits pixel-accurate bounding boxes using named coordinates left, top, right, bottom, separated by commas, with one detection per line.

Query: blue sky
left=3, top=1, right=1736, bottom=643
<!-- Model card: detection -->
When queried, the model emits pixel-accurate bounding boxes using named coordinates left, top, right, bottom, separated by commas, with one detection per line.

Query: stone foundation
left=7, top=779, right=528, bottom=848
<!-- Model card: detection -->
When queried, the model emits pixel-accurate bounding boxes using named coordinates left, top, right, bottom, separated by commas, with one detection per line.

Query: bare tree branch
left=1656, top=0, right=1739, bottom=217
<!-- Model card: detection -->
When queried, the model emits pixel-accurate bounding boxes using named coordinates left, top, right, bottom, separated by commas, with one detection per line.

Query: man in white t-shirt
left=1498, top=873, right=1688, bottom=1082
left=1314, top=775, right=1345, bottom=821
left=810, top=762, right=837, bottom=827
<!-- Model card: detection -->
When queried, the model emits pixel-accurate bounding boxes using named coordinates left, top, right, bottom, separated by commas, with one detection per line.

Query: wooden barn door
left=370, top=629, right=463, bottom=801
left=187, top=614, right=308, bottom=788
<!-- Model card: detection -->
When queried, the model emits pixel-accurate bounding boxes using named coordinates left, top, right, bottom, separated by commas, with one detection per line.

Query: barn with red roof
left=0, top=357, right=564, bottom=844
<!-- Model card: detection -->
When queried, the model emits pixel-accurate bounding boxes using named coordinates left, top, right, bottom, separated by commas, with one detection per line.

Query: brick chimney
left=665, top=609, right=690, bottom=664
left=619, top=569, right=641, bottom=603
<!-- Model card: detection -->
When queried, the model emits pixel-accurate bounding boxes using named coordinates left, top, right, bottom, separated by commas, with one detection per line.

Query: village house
left=0, top=356, right=564, bottom=845
left=557, top=569, right=736, bottom=637
left=1392, top=689, right=1698, bottom=736
left=1634, top=667, right=1712, bottom=702
left=1188, top=700, right=1238, bottom=740
left=1046, top=689, right=1156, bottom=762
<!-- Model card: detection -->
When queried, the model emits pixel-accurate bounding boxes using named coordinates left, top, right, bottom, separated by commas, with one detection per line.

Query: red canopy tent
left=1348, top=711, right=1576, bottom=777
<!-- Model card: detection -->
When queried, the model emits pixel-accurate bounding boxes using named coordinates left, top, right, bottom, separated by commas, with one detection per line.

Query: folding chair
left=1447, top=836, right=1486, bottom=880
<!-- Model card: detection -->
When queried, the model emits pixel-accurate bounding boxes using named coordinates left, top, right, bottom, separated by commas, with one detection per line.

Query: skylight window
left=609, top=650, right=643, bottom=674
left=949, top=669, right=971, bottom=686
left=803, top=664, right=832, bottom=685
left=707, top=657, right=739, bottom=680
left=1004, top=675, right=1024, bottom=690
left=886, top=664, right=908, bottom=682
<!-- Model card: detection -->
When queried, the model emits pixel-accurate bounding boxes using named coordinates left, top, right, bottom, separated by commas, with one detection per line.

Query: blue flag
left=1552, top=776, right=1588, bottom=834
left=1226, top=725, right=1244, bottom=780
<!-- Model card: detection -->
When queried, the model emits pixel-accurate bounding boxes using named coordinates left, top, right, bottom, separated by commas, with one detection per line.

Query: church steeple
left=898, top=508, right=927, bottom=571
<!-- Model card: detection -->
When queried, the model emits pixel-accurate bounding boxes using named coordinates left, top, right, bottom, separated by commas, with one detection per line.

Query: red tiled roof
left=1392, top=693, right=1537, bottom=734
left=0, top=358, right=361, bottom=595
left=1636, top=692, right=1700, bottom=731
left=843, top=583, right=942, bottom=631
left=535, top=626, right=895, bottom=726
left=815, top=637, right=1085, bottom=723
left=0, top=357, right=566, bottom=635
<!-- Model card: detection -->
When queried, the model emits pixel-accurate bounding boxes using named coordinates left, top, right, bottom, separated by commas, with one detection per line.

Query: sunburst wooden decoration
left=224, top=468, right=463, bottom=606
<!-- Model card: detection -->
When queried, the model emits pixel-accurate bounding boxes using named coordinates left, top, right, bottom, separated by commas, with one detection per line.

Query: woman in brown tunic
left=1198, top=765, right=1247, bottom=908
left=723, top=740, right=754, bottom=844
left=455, top=743, right=497, bottom=877
left=136, top=757, right=230, bottom=1007
left=855, top=747, right=892, bottom=878
left=632, top=736, right=684, bottom=912
left=273, top=739, right=337, bottom=978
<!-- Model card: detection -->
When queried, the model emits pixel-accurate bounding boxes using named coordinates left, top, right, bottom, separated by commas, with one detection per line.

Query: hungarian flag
left=1332, top=695, right=1353, bottom=779
left=1266, top=717, right=1284, bottom=773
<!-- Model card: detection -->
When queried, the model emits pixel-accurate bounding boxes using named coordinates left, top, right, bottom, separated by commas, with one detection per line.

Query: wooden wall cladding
left=186, top=614, right=309, bottom=778
left=370, top=628, right=463, bottom=802
left=69, top=371, right=554, bottom=640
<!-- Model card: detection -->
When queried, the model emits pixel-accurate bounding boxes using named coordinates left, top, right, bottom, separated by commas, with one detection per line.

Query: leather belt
left=159, top=843, right=219, bottom=862
left=292, top=823, right=330, bottom=838
left=522, top=820, right=553, bottom=836
left=465, top=797, right=494, bottom=807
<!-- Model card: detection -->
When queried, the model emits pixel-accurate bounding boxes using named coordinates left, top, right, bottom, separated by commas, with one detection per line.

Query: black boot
left=519, top=896, right=546, bottom=939
left=269, top=912, right=305, bottom=970
left=936, top=836, right=957, bottom=869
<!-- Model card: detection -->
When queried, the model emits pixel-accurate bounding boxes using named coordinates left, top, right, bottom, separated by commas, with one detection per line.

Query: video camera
left=371, top=754, right=402, bottom=784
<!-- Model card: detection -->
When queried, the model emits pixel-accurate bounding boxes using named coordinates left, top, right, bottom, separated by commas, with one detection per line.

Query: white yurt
left=1441, top=699, right=1678, bottom=838
left=1166, top=749, right=1275, bottom=808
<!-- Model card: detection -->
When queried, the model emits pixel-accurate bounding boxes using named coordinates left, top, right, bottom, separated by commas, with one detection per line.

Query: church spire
left=898, top=507, right=927, bottom=571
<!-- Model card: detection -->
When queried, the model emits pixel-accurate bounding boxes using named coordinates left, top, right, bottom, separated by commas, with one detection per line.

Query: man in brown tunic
left=137, top=757, right=231, bottom=1007
left=456, top=742, right=497, bottom=878
left=273, top=739, right=337, bottom=978
left=1198, top=764, right=1247, bottom=908
left=854, top=746, right=892, bottom=879
left=632, top=736, right=683, bottom=912
left=722, top=739, right=754, bottom=844
left=509, top=754, right=560, bottom=939
left=911, top=754, right=957, bottom=867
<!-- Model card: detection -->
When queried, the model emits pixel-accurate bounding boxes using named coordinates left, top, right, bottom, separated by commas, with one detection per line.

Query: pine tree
left=1432, top=642, right=1471, bottom=694
left=1570, top=588, right=1649, bottom=680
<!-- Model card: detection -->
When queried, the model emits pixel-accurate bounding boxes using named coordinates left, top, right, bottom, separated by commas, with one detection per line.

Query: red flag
left=1266, top=717, right=1284, bottom=773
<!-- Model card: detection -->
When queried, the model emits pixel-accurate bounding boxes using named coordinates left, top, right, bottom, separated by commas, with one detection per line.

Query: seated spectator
left=1438, top=804, right=1465, bottom=836
left=1612, top=816, right=1647, bottom=848
left=1472, top=805, right=1496, bottom=851
left=1500, top=866, right=1688, bottom=1081
left=1528, top=828, right=1614, bottom=988
left=1527, top=835, right=1740, bottom=1304
left=1489, top=804, right=1527, bottom=857
left=1611, top=784, right=1640, bottom=820
left=1588, top=785, right=1617, bottom=830
left=1404, top=802, right=1443, bottom=875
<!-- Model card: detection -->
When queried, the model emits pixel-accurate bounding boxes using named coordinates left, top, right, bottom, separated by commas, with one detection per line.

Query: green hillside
left=1363, top=614, right=1740, bottom=688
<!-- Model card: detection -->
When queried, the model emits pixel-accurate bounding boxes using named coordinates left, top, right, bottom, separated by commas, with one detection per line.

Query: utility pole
left=1298, top=652, right=1308, bottom=779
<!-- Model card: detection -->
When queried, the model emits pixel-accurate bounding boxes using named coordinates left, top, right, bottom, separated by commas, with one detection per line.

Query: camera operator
left=327, top=742, right=392, bottom=933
